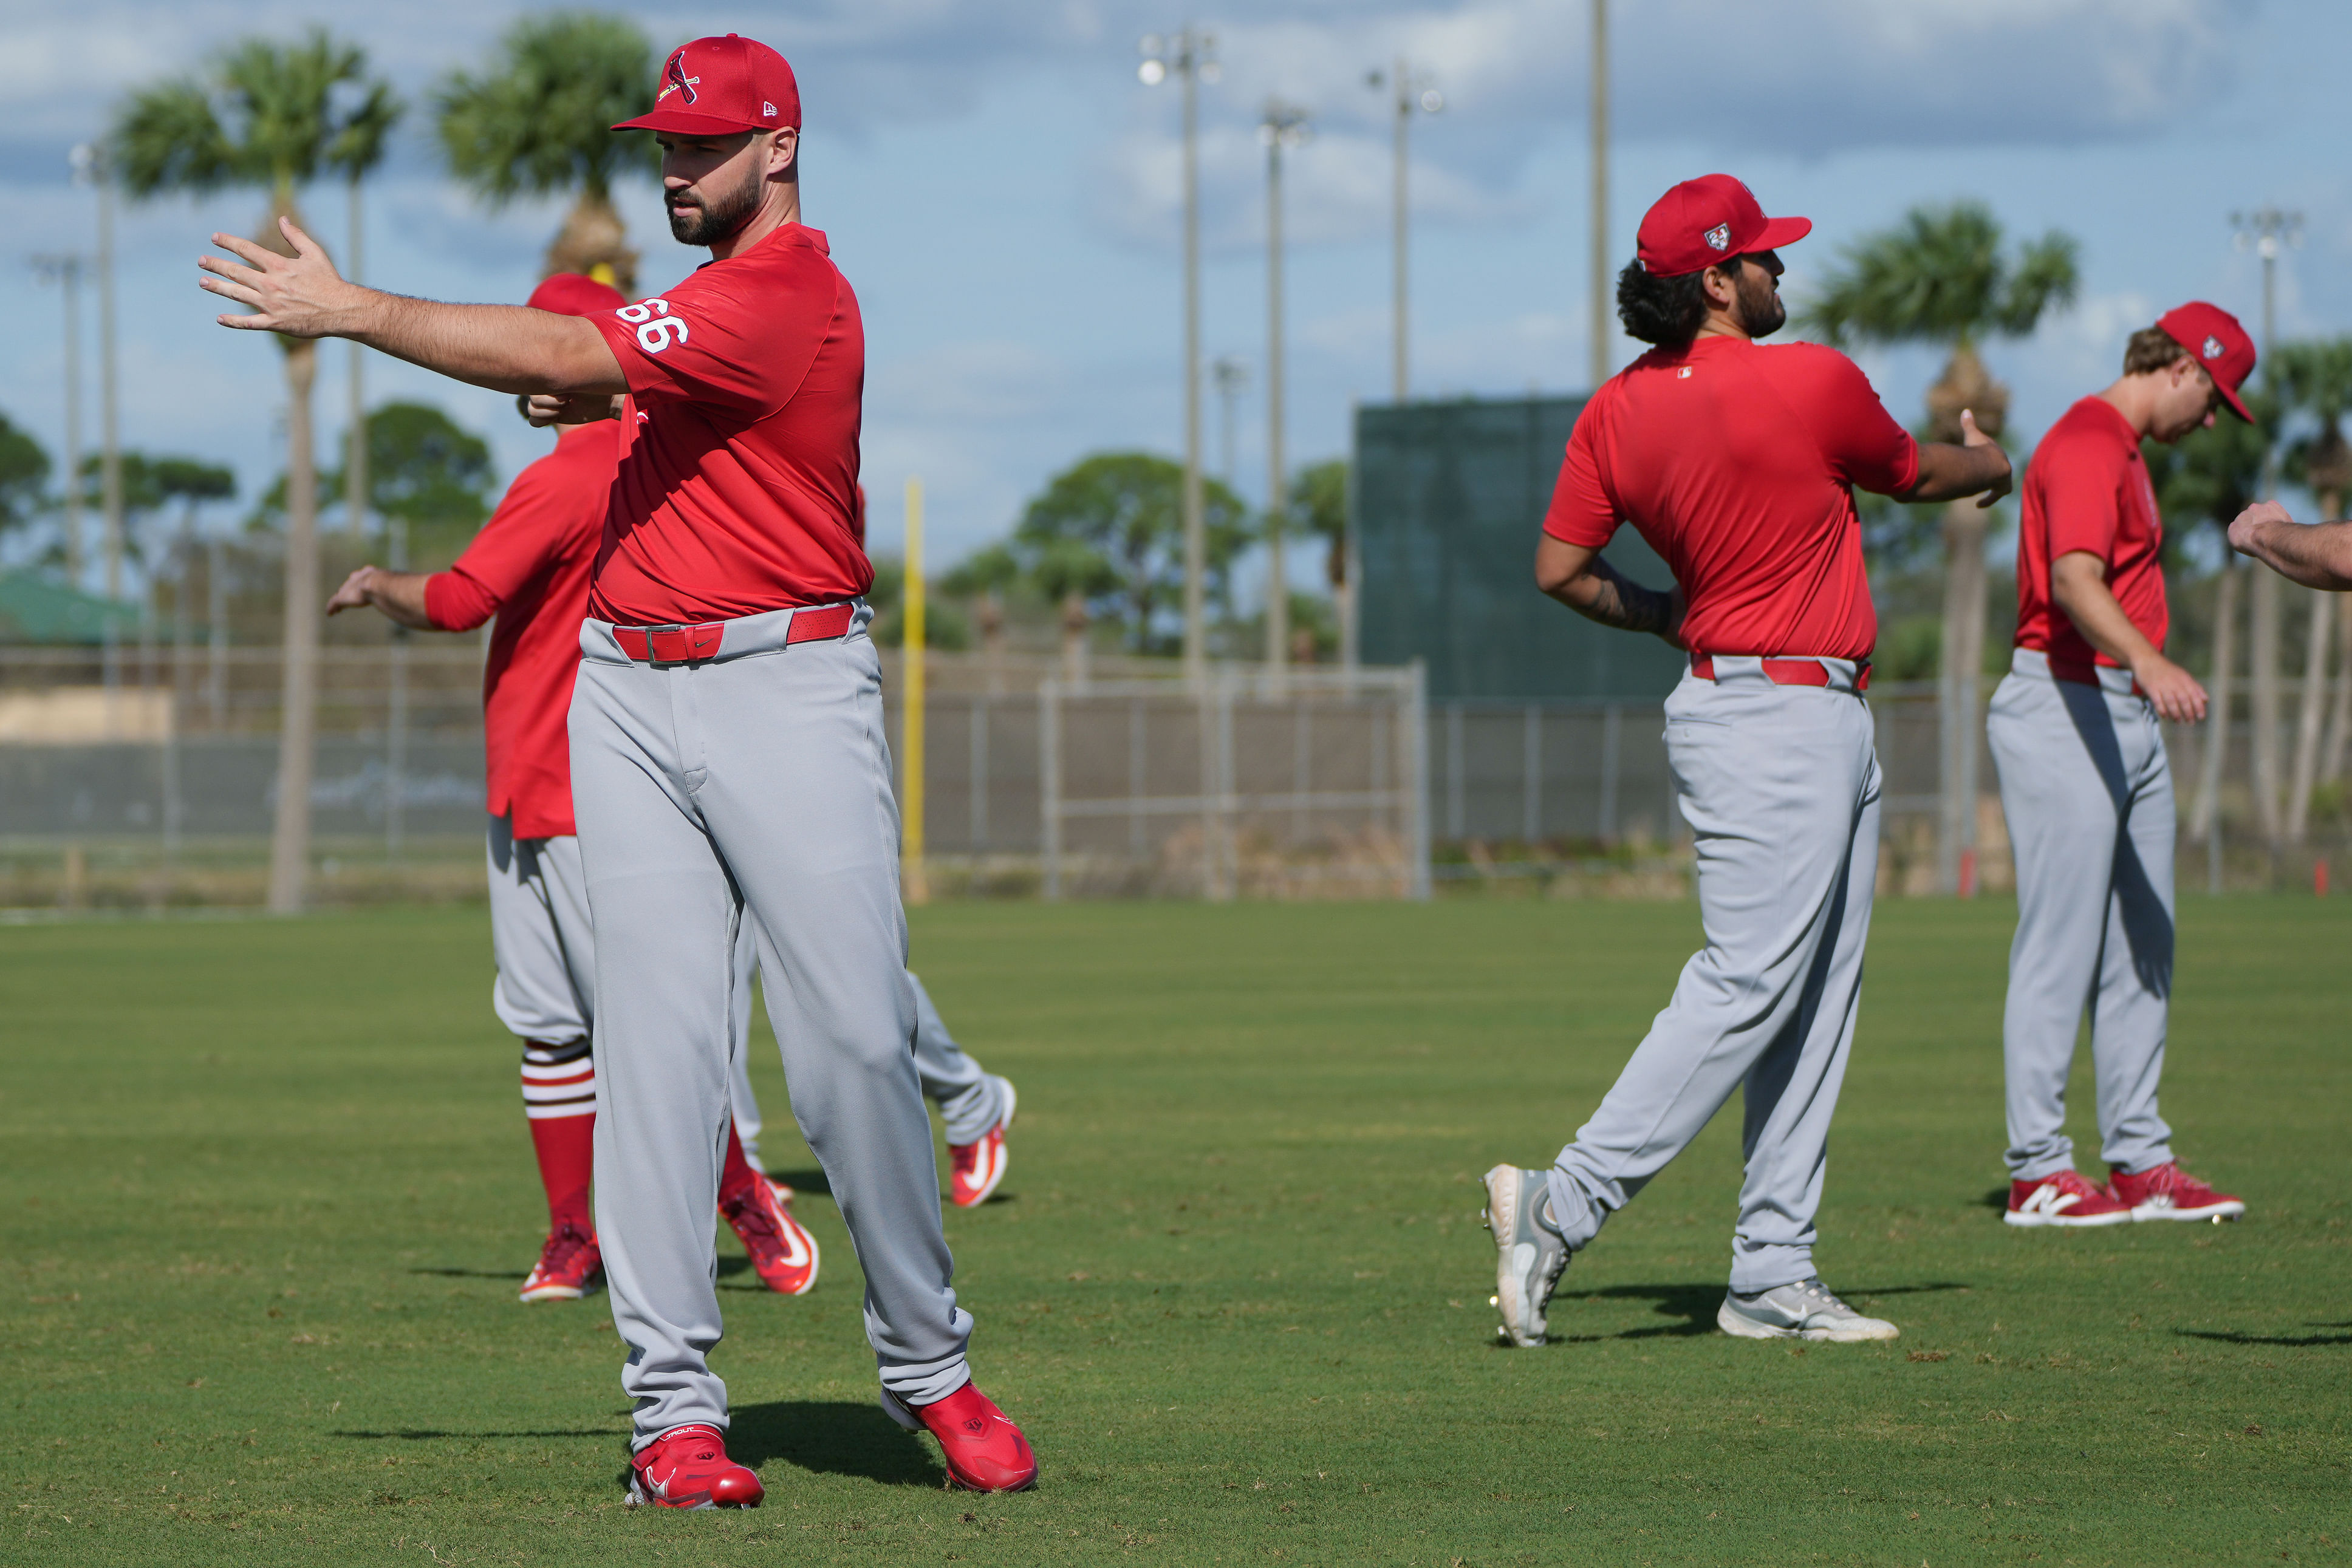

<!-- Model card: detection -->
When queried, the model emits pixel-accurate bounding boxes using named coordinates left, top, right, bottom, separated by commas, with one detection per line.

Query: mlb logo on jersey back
left=2202, top=335, right=2225, bottom=360
left=1704, top=223, right=1731, bottom=252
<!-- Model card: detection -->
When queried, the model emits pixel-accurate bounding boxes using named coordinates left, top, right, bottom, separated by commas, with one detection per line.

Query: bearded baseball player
left=325, top=272, right=825, bottom=1307
left=208, top=34, right=1036, bottom=1504
left=1482, top=174, right=2012, bottom=1348
left=1989, top=304, right=2254, bottom=1230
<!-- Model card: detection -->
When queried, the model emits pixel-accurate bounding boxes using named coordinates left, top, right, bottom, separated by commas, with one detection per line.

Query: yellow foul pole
left=902, top=476, right=929, bottom=905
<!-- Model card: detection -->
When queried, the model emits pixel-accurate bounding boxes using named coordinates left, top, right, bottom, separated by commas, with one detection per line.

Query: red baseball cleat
left=2110, top=1161, right=2246, bottom=1222
left=626, top=1424, right=764, bottom=1509
left=2003, top=1170, right=2133, bottom=1228
left=519, top=1221, right=603, bottom=1301
left=949, top=1081, right=1016, bottom=1208
left=720, top=1176, right=821, bottom=1295
left=881, top=1381, right=1038, bottom=1492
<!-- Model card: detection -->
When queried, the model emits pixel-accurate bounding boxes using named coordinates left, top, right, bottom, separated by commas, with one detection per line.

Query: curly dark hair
left=1616, top=259, right=1711, bottom=351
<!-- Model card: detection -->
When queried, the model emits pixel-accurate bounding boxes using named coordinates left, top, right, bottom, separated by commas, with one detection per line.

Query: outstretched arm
left=2230, top=500, right=2352, bottom=591
left=199, top=217, right=624, bottom=398
left=1901, top=409, right=2012, bottom=508
left=1534, top=534, right=1686, bottom=647
left=326, top=567, right=436, bottom=631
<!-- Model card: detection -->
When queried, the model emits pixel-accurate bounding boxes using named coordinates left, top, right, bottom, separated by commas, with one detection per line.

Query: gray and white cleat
left=1481, top=1165, right=1569, bottom=1348
left=1717, top=1278, right=1898, bottom=1343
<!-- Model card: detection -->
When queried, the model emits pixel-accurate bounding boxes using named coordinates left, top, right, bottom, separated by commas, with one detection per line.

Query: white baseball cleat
left=1481, top=1165, right=1569, bottom=1348
left=1718, top=1279, right=1898, bottom=1343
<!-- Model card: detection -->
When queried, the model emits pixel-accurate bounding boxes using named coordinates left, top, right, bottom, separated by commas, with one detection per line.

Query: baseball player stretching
left=210, top=35, right=1034, bottom=1503
left=325, top=273, right=825, bottom=1306
left=1991, top=305, right=2254, bottom=1230
left=1482, top=175, right=2012, bottom=1348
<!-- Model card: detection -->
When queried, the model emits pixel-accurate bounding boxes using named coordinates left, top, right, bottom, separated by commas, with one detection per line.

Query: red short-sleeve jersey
left=1542, top=335, right=1919, bottom=663
left=423, top=421, right=617, bottom=839
left=2014, top=395, right=2166, bottom=669
left=585, top=223, right=870, bottom=625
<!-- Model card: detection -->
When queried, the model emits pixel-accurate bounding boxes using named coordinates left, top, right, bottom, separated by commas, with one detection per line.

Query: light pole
left=1140, top=28, right=1217, bottom=683
left=1588, top=0, right=1612, bottom=392
left=1262, top=101, right=1309, bottom=677
left=347, top=169, right=369, bottom=539
left=2231, top=205, right=2303, bottom=868
left=29, top=254, right=86, bottom=585
left=1367, top=61, right=1440, bottom=402
left=72, top=142, right=125, bottom=604
left=1212, top=355, right=1248, bottom=486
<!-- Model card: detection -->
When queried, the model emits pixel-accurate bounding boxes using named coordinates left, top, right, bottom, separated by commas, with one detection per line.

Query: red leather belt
left=1689, top=653, right=1870, bottom=692
left=613, top=602, right=855, bottom=663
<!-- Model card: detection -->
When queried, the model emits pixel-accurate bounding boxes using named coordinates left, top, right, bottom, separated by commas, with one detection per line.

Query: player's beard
left=669, top=165, right=764, bottom=247
left=1735, top=267, right=1787, bottom=339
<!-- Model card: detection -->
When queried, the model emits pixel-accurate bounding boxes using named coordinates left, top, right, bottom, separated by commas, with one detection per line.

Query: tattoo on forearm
left=1567, top=559, right=1675, bottom=637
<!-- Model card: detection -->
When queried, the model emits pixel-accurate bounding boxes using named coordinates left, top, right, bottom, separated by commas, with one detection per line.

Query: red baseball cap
left=527, top=273, right=625, bottom=317
left=2156, top=301, right=2257, bottom=423
left=613, top=35, right=801, bottom=136
left=1636, top=174, right=1812, bottom=277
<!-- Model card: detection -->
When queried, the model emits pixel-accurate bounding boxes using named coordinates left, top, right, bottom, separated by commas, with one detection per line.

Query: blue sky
left=1, top=0, right=2344, bottom=596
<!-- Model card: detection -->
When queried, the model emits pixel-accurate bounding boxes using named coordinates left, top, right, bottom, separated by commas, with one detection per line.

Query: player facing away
left=1990, top=305, right=2254, bottom=1230
left=324, top=269, right=822, bottom=1305
left=1480, top=174, right=2014, bottom=1348
left=211, top=35, right=1035, bottom=1502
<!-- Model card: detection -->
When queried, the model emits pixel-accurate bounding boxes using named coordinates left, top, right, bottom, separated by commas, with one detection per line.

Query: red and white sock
left=720, top=1121, right=762, bottom=1207
left=521, top=1038, right=595, bottom=1233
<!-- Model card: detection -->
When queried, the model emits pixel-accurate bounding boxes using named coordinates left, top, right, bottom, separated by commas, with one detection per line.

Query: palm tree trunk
left=1937, top=500, right=1989, bottom=896
left=2288, top=488, right=2343, bottom=842
left=2325, top=594, right=2352, bottom=785
left=2190, top=562, right=2241, bottom=845
left=2251, top=564, right=2284, bottom=851
left=268, top=339, right=321, bottom=915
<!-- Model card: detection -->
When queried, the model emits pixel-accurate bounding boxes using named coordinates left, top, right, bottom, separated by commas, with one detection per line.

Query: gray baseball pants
left=1545, top=658, right=1881, bottom=1296
left=1986, top=649, right=2176, bottom=1182
left=485, top=816, right=596, bottom=1046
left=570, top=602, right=970, bottom=1446
left=730, top=961, right=1010, bottom=1163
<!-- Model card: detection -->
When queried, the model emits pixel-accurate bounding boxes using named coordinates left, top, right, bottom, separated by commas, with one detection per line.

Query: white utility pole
left=1262, top=101, right=1309, bottom=677
left=1589, top=0, right=1612, bottom=391
left=1369, top=61, right=1441, bottom=402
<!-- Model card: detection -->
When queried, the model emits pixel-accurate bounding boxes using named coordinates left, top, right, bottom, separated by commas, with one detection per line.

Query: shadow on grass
left=2176, top=1327, right=2352, bottom=1348
left=1544, top=1280, right=1974, bottom=1343
left=332, top=1429, right=616, bottom=1440
left=409, top=1267, right=529, bottom=1281
left=1978, top=1187, right=2012, bottom=1211
left=768, top=1168, right=832, bottom=1198
left=726, top=1399, right=944, bottom=1487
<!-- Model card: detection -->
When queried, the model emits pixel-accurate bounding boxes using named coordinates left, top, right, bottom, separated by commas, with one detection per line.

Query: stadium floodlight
left=1260, top=100, right=1310, bottom=678
left=1367, top=62, right=1442, bottom=403
left=1137, top=27, right=1219, bottom=686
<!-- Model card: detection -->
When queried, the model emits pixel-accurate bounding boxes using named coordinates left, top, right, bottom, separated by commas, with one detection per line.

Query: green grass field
left=5, top=897, right=2348, bottom=1566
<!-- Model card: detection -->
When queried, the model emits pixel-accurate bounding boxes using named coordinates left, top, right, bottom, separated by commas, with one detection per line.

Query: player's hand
left=525, top=392, right=624, bottom=428
left=198, top=217, right=367, bottom=338
left=1960, top=409, right=2012, bottom=510
left=2132, top=652, right=2209, bottom=724
left=2228, top=499, right=2294, bottom=558
left=326, top=566, right=381, bottom=616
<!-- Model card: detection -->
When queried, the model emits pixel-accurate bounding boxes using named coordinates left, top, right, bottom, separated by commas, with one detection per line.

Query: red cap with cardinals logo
left=2155, top=301, right=2257, bottom=424
left=1636, top=174, right=1812, bottom=278
left=613, top=35, right=801, bottom=136
left=527, top=273, right=625, bottom=317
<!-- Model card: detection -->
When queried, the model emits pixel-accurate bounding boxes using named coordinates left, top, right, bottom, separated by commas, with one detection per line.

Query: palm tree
left=112, top=29, right=401, bottom=915
left=1800, top=202, right=2078, bottom=895
left=2146, top=386, right=2274, bottom=853
left=435, top=13, right=658, bottom=293
left=2274, top=339, right=2352, bottom=837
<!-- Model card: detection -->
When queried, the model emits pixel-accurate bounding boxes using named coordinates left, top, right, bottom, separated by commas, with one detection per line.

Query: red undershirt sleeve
left=1541, top=409, right=1622, bottom=547
left=2038, top=437, right=2123, bottom=564
left=424, top=567, right=500, bottom=632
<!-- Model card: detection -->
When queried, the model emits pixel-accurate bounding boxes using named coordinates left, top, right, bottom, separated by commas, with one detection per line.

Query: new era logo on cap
left=762, top=101, right=777, bottom=119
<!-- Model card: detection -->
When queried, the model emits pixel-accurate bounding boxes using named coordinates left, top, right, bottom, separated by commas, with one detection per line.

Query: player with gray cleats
left=1717, top=1279, right=1898, bottom=1343
left=1483, top=1165, right=1570, bottom=1348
